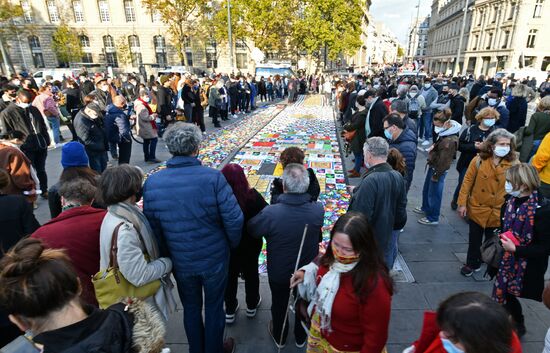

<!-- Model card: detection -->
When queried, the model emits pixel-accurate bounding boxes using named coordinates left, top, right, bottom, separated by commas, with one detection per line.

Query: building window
left=79, top=35, right=90, bottom=48
left=235, top=39, right=247, bottom=51
left=206, top=52, right=217, bottom=69
left=472, top=35, right=479, bottom=50
left=526, top=29, right=537, bottom=48
left=486, top=33, right=493, bottom=49
left=153, top=35, right=166, bottom=66
left=82, top=53, right=93, bottom=63
left=533, top=0, right=544, bottom=17
left=502, top=31, right=510, bottom=48
left=28, top=36, right=44, bottom=68
left=103, top=35, right=117, bottom=67
left=20, top=0, right=33, bottom=23
left=124, top=0, right=136, bottom=22
left=72, top=0, right=84, bottom=22
left=186, top=52, right=193, bottom=66
left=508, top=2, right=516, bottom=19
left=46, top=0, right=60, bottom=23
left=98, top=0, right=110, bottom=22
left=151, top=9, right=162, bottom=23
left=477, top=10, right=483, bottom=25
left=128, top=35, right=142, bottom=67
left=236, top=53, right=247, bottom=69
left=492, top=7, right=498, bottom=22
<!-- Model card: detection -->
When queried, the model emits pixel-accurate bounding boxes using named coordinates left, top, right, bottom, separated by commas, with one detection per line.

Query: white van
left=255, top=64, right=295, bottom=78
left=33, top=69, right=80, bottom=84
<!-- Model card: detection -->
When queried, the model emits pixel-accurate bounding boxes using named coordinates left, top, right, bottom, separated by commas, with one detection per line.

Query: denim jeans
left=421, top=168, right=447, bottom=222
left=174, top=262, right=228, bottom=353
left=47, top=116, right=61, bottom=144
left=452, top=167, right=467, bottom=203
left=143, top=138, right=158, bottom=161
left=87, top=150, right=108, bottom=173
left=385, top=230, right=400, bottom=269
left=418, top=111, right=433, bottom=141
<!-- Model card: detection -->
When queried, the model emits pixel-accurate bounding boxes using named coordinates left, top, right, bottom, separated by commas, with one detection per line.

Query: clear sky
left=370, top=0, right=432, bottom=45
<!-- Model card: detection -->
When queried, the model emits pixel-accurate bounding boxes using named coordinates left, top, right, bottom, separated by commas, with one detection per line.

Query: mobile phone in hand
left=500, top=231, right=520, bottom=246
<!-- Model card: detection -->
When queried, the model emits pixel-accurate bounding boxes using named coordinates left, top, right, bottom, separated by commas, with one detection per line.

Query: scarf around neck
left=108, top=201, right=159, bottom=259
left=492, top=191, right=538, bottom=303
left=314, top=261, right=357, bottom=332
left=138, top=98, right=157, bottom=131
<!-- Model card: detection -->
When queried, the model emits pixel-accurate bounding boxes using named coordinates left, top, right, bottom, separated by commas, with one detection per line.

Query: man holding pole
left=248, top=163, right=324, bottom=349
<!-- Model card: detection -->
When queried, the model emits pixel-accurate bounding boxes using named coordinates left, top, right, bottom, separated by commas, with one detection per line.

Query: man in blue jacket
left=383, top=114, right=417, bottom=192
left=248, top=163, right=324, bottom=349
left=105, top=96, right=132, bottom=164
left=143, top=122, right=243, bottom=353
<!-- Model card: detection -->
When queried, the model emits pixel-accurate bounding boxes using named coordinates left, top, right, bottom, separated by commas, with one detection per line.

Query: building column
left=474, top=56, right=483, bottom=76
left=462, top=56, right=470, bottom=75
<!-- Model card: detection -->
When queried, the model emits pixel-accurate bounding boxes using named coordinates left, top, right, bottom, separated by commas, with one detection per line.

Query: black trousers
left=466, top=220, right=498, bottom=268
left=220, top=109, right=228, bottom=121
left=193, top=107, right=205, bottom=132
left=504, top=294, right=524, bottom=325
left=224, top=236, right=262, bottom=312
left=269, top=280, right=307, bottom=345
left=209, top=106, right=220, bottom=126
left=117, top=140, right=132, bottom=164
left=22, top=148, right=48, bottom=194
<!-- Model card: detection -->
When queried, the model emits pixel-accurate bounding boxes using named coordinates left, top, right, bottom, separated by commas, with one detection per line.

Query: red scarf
left=138, top=98, right=157, bottom=130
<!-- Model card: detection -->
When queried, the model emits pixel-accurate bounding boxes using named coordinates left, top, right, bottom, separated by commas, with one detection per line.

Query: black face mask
left=8, top=92, right=17, bottom=98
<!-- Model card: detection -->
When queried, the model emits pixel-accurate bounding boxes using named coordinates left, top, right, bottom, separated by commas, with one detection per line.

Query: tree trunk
left=0, top=36, right=15, bottom=75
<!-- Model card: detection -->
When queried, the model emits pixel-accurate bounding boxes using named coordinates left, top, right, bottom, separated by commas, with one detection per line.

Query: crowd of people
left=1, top=67, right=550, bottom=353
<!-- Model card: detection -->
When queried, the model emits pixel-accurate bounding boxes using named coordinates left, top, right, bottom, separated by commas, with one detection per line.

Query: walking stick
left=278, top=224, right=309, bottom=353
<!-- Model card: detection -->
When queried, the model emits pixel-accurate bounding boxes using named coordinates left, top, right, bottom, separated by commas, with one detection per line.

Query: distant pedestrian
left=135, top=89, right=161, bottom=164
left=383, top=113, right=417, bottom=192
left=415, top=109, right=460, bottom=226
left=105, top=95, right=132, bottom=164
left=73, top=102, right=108, bottom=173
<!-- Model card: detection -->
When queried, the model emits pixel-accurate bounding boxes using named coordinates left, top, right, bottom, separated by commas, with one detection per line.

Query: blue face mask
left=441, top=338, right=464, bottom=353
left=384, top=128, right=393, bottom=141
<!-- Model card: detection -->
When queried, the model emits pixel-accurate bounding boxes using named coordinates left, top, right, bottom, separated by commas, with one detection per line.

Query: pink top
left=32, top=93, right=59, bottom=118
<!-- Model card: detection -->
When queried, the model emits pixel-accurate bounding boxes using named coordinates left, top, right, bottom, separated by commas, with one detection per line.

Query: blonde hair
left=458, top=88, right=469, bottom=103
left=506, top=163, right=540, bottom=192
left=512, top=84, right=528, bottom=98
left=538, top=96, right=550, bottom=112
left=475, top=107, right=500, bottom=122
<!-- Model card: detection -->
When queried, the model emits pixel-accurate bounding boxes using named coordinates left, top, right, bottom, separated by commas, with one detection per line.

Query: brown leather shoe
left=347, top=170, right=360, bottom=178
left=223, top=337, right=236, bottom=353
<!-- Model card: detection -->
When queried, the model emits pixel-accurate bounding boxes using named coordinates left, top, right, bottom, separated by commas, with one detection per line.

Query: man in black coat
left=469, top=75, right=486, bottom=101
left=0, top=84, right=17, bottom=112
left=449, top=84, right=466, bottom=124
left=348, top=137, right=407, bottom=266
left=365, top=90, right=389, bottom=138
left=248, top=164, right=323, bottom=348
left=73, top=103, right=108, bottom=173
left=122, top=76, right=139, bottom=102
left=384, top=114, right=417, bottom=192
left=157, top=75, right=174, bottom=130
left=90, top=76, right=112, bottom=112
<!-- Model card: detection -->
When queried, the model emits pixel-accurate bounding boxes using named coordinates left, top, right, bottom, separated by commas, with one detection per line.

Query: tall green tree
left=210, top=0, right=297, bottom=55
left=293, top=0, right=362, bottom=66
left=141, top=0, right=209, bottom=66
left=52, top=23, right=83, bottom=67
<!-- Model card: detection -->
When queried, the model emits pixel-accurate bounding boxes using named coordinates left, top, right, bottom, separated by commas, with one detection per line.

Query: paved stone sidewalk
left=33, top=98, right=550, bottom=353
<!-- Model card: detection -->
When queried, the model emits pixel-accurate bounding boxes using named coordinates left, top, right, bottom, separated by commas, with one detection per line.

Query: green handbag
left=92, top=222, right=161, bottom=309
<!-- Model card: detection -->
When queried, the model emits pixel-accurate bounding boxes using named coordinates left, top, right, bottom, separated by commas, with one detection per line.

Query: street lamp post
left=227, top=0, right=234, bottom=72
left=453, top=0, right=469, bottom=75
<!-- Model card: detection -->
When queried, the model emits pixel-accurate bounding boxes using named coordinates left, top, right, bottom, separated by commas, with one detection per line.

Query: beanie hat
left=61, top=142, right=89, bottom=168
left=160, top=75, right=169, bottom=85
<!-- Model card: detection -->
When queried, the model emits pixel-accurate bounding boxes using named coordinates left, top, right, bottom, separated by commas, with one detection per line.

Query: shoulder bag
left=92, top=222, right=161, bottom=308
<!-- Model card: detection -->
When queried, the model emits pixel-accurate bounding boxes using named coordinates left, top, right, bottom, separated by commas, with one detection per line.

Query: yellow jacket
left=458, top=156, right=515, bottom=228
left=532, top=132, right=550, bottom=184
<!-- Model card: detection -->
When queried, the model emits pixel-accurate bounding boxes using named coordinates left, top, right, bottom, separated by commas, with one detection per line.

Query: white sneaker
left=421, top=140, right=431, bottom=146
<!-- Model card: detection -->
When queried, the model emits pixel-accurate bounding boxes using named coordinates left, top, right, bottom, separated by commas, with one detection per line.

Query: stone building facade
left=4, top=0, right=248, bottom=74
left=406, top=16, right=430, bottom=64
left=426, top=0, right=550, bottom=76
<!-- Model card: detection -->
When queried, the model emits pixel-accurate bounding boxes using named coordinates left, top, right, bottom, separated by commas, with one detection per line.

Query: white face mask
left=100, top=85, right=109, bottom=92
left=12, top=80, right=21, bottom=86
left=16, top=102, right=30, bottom=109
left=434, top=126, right=445, bottom=134
left=494, top=145, right=510, bottom=157
left=483, top=118, right=496, bottom=127
left=424, top=83, right=431, bottom=89
left=505, top=181, right=521, bottom=197
left=142, top=96, right=150, bottom=103
left=355, top=101, right=365, bottom=111
left=488, top=98, right=498, bottom=106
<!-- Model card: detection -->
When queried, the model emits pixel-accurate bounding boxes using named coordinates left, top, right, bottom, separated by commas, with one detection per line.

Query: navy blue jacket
left=248, top=193, right=323, bottom=284
left=143, top=156, right=244, bottom=275
left=506, top=96, right=528, bottom=133
left=105, top=104, right=131, bottom=144
left=389, top=127, right=417, bottom=190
